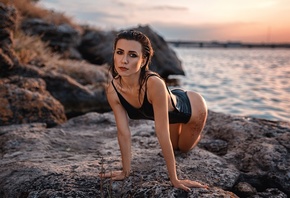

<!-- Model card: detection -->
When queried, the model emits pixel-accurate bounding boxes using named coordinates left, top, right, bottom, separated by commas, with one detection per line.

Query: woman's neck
left=120, top=75, right=140, bottom=90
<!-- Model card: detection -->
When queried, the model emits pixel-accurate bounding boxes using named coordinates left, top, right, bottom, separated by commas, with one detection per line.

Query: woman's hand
left=99, top=170, right=128, bottom=181
left=171, top=179, right=209, bottom=192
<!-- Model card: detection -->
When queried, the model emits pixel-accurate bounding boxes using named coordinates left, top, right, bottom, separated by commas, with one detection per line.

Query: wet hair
left=110, top=29, right=154, bottom=102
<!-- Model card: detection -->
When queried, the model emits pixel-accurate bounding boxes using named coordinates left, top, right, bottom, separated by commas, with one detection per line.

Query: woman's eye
left=116, top=50, right=123, bottom=55
left=129, top=53, right=137, bottom=58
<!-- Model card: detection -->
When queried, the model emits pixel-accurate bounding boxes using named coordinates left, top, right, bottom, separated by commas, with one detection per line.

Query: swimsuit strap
left=111, top=80, right=119, bottom=95
left=111, top=80, right=128, bottom=104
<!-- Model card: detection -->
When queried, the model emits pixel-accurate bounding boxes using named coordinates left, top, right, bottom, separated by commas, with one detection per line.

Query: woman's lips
left=119, top=67, right=128, bottom=71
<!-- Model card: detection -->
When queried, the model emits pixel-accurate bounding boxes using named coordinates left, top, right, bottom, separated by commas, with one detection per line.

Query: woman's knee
left=178, top=132, right=201, bottom=153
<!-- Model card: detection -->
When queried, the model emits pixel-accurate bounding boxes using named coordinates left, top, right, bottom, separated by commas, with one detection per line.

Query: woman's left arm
left=147, top=77, right=178, bottom=180
left=148, top=77, right=208, bottom=192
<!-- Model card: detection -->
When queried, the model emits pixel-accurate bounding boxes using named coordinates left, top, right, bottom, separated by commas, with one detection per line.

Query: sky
left=38, top=0, right=290, bottom=43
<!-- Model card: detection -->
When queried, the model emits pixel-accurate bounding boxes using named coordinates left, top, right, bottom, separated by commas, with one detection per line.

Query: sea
left=169, top=47, right=290, bottom=122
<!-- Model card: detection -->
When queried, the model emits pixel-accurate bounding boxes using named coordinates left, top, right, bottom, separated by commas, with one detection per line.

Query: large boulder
left=21, top=18, right=82, bottom=59
left=0, top=112, right=238, bottom=198
left=41, top=67, right=110, bottom=117
left=10, top=63, right=111, bottom=117
left=78, top=28, right=115, bottom=66
left=199, top=111, right=290, bottom=197
left=0, top=3, right=67, bottom=127
left=78, top=25, right=184, bottom=78
left=0, top=111, right=289, bottom=197
left=0, top=76, right=66, bottom=127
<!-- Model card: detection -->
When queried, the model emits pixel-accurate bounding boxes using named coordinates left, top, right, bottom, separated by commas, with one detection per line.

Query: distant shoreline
left=168, top=41, right=290, bottom=48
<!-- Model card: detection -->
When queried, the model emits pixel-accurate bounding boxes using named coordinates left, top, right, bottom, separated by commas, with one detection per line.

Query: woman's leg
left=178, top=91, right=208, bottom=153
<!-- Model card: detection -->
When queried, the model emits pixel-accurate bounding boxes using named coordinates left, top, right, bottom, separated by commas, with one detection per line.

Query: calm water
left=170, top=47, right=290, bottom=122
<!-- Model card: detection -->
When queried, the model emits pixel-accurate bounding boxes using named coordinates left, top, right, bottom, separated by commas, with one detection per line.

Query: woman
left=100, top=30, right=208, bottom=192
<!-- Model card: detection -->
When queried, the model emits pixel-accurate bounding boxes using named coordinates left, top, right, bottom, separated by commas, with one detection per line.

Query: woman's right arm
left=99, top=83, right=131, bottom=180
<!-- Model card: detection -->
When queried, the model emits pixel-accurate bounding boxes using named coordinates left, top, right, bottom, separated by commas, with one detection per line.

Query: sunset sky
left=39, top=0, right=290, bottom=43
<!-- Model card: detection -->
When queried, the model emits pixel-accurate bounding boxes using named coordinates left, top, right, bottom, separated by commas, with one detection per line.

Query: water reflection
left=172, top=48, right=290, bottom=122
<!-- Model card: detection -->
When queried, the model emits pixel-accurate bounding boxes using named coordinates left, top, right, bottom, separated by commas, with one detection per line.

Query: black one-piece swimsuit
left=111, top=74, right=192, bottom=124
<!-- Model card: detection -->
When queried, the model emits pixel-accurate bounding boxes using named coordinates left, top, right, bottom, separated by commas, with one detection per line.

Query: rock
left=0, top=2, right=19, bottom=76
left=0, top=47, right=14, bottom=75
left=0, top=76, right=66, bottom=127
left=255, top=188, right=287, bottom=198
left=11, top=63, right=111, bottom=117
left=233, top=182, right=257, bottom=197
left=1, top=111, right=289, bottom=197
left=0, top=4, right=68, bottom=128
left=44, top=71, right=110, bottom=117
left=203, top=111, right=290, bottom=196
left=198, top=138, right=228, bottom=155
left=78, top=28, right=115, bottom=65
left=78, top=25, right=184, bottom=78
left=21, top=18, right=82, bottom=59
left=0, top=112, right=238, bottom=197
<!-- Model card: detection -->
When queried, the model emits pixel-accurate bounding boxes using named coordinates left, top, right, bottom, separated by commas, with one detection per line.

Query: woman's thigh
left=178, top=91, right=208, bottom=152
left=186, top=91, right=207, bottom=124
left=169, top=123, right=181, bottom=150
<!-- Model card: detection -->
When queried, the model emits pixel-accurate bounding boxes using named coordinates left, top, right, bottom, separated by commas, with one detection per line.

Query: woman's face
left=114, top=39, right=145, bottom=77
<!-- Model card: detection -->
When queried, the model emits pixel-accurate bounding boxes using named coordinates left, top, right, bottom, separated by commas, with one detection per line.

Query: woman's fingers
left=112, top=174, right=126, bottom=181
left=182, top=180, right=209, bottom=189
left=99, top=172, right=113, bottom=178
left=179, top=184, right=191, bottom=192
left=173, top=179, right=209, bottom=192
left=99, top=170, right=126, bottom=180
left=99, top=171, right=122, bottom=178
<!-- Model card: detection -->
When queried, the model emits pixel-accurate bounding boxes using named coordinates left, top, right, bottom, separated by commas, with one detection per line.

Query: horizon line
left=167, top=40, right=290, bottom=48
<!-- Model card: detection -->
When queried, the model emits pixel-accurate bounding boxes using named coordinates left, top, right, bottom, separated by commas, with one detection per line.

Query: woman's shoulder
left=106, top=79, right=114, bottom=92
left=146, top=71, right=164, bottom=81
left=106, top=79, right=119, bottom=102
left=146, top=72, right=168, bottom=104
left=146, top=72, right=167, bottom=91
left=108, top=77, right=121, bottom=91
left=145, top=71, right=163, bottom=83
left=145, top=71, right=161, bottom=78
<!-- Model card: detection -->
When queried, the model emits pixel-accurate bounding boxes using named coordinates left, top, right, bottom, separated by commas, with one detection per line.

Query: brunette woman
left=100, top=30, right=208, bottom=192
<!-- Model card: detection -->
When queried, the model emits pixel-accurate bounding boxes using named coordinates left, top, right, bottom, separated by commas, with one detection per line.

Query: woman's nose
left=121, top=55, right=128, bottom=64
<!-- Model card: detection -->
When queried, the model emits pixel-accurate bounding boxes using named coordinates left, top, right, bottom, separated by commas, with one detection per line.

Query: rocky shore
left=0, top=1, right=289, bottom=197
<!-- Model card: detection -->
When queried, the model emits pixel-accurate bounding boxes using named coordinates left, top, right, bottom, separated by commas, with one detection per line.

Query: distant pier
left=168, top=41, right=290, bottom=48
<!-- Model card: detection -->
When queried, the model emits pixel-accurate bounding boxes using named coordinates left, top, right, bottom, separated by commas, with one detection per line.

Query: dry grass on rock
left=13, top=31, right=110, bottom=87
left=13, top=31, right=59, bottom=66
